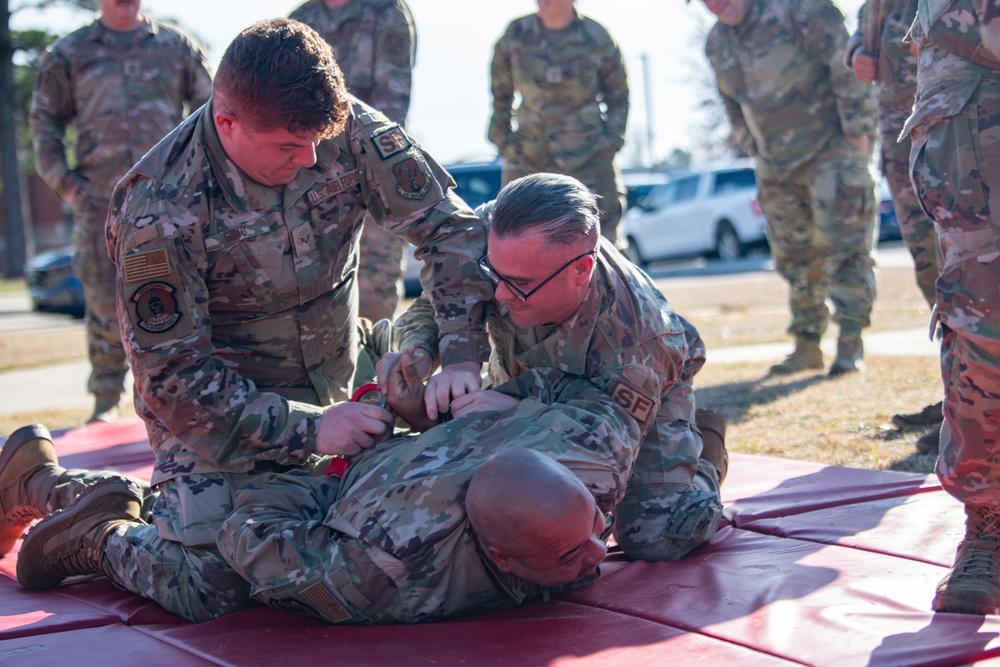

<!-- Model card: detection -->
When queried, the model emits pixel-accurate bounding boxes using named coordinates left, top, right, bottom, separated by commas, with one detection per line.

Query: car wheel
left=626, top=237, right=647, bottom=268
left=714, top=222, right=743, bottom=262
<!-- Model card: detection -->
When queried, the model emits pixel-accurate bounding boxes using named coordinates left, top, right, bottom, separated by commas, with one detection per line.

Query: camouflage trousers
left=358, top=213, right=407, bottom=322
left=70, top=186, right=129, bottom=398
left=18, top=463, right=151, bottom=518
left=879, top=103, right=940, bottom=309
left=502, top=152, right=626, bottom=250
left=756, top=136, right=878, bottom=337
left=102, top=470, right=273, bottom=622
left=612, top=419, right=723, bottom=562
left=910, top=76, right=1000, bottom=506
left=217, top=471, right=393, bottom=625
left=95, top=325, right=392, bottom=622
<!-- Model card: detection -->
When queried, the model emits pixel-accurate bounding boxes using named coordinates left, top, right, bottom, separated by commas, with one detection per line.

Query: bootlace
left=969, top=507, right=1000, bottom=540
left=51, top=537, right=103, bottom=579
left=955, top=546, right=1000, bottom=583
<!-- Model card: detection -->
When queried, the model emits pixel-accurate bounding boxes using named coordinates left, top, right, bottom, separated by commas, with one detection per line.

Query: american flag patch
left=122, top=249, right=171, bottom=284
left=299, top=582, right=353, bottom=623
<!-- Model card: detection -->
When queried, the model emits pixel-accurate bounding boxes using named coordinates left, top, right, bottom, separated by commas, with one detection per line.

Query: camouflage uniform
left=706, top=0, right=879, bottom=340
left=290, top=0, right=417, bottom=322
left=397, top=239, right=723, bottom=562
left=901, top=0, right=1000, bottom=505
left=846, top=0, right=941, bottom=307
left=29, top=14, right=213, bottom=404
left=217, top=367, right=641, bottom=625
left=487, top=11, right=629, bottom=248
left=97, top=95, right=493, bottom=622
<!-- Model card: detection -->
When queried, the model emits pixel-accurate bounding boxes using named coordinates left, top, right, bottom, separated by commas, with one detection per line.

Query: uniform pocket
left=204, top=216, right=296, bottom=314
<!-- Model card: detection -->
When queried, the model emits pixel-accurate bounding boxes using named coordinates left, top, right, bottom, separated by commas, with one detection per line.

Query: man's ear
left=487, top=545, right=514, bottom=573
left=572, top=254, right=596, bottom=286
left=215, top=109, right=238, bottom=141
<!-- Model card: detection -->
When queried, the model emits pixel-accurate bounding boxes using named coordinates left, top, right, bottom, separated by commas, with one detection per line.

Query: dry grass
left=664, top=265, right=932, bottom=350
left=693, top=357, right=940, bottom=475
left=0, top=407, right=95, bottom=436
left=661, top=255, right=942, bottom=476
left=0, top=278, right=26, bottom=294
left=0, top=402, right=138, bottom=437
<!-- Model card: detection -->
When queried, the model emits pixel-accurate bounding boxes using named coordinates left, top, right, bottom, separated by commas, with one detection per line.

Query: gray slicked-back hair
left=490, top=173, right=601, bottom=247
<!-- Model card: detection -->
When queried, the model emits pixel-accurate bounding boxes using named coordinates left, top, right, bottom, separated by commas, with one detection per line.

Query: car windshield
left=713, top=169, right=756, bottom=195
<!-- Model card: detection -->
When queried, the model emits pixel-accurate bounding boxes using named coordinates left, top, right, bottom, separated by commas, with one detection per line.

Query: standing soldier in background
left=29, top=0, right=213, bottom=423
left=901, top=0, right=1000, bottom=616
left=290, top=0, right=417, bottom=322
left=703, top=0, right=879, bottom=376
left=487, top=0, right=629, bottom=249
left=845, top=0, right=945, bottom=453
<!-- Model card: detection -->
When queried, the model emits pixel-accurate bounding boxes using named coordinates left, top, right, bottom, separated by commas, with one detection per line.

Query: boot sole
left=17, top=478, right=140, bottom=590
left=0, top=425, right=57, bottom=557
left=769, top=363, right=824, bottom=376
left=933, top=589, right=1000, bottom=615
left=829, top=361, right=865, bottom=377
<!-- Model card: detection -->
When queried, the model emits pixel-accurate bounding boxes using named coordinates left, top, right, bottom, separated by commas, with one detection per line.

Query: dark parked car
left=447, top=159, right=503, bottom=210
left=24, top=246, right=85, bottom=318
left=876, top=179, right=902, bottom=242
left=403, top=159, right=503, bottom=296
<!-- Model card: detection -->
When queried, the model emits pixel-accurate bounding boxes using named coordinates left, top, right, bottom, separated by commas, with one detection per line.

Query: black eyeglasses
left=478, top=249, right=597, bottom=302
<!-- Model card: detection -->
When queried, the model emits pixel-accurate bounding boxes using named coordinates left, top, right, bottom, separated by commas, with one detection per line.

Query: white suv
left=622, top=159, right=768, bottom=266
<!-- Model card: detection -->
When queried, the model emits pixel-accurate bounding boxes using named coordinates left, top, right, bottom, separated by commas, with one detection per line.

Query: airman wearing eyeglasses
left=384, top=172, right=727, bottom=563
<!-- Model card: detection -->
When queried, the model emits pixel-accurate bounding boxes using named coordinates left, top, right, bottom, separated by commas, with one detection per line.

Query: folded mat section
left=565, top=526, right=1000, bottom=666
left=721, top=454, right=941, bottom=525
left=738, top=490, right=966, bottom=566
left=0, top=624, right=219, bottom=666
left=138, top=601, right=801, bottom=667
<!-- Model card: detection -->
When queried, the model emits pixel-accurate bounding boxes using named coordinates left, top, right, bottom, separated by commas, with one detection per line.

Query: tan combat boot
left=0, top=424, right=60, bottom=557
left=769, top=336, right=824, bottom=375
left=88, top=392, right=122, bottom=424
left=933, top=504, right=1000, bottom=615
left=696, top=408, right=728, bottom=486
left=17, top=477, right=143, bottom=590
left=829, top=330, right=865, bottom=376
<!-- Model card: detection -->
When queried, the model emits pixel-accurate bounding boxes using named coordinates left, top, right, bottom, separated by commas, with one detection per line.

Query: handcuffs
left=350, top=382, right=386, bottom=407
left=322, top=383, right=386, bottom=477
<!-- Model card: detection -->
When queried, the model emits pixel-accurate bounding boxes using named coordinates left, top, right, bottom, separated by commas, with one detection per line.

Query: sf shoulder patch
left=371, top=125, right=411, bottom=160
left=612, top=381, right=657, bottom=429
left=130, top=281, right=182, bottom=334
left=392, top=154, right=433, bottom=200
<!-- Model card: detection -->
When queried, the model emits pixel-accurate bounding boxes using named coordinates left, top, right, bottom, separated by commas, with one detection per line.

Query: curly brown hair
left=213, top=18, right=349, bottom=139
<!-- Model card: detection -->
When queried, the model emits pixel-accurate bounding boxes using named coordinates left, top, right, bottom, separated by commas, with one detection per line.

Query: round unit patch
left=131, top=281, right=182, bottom=333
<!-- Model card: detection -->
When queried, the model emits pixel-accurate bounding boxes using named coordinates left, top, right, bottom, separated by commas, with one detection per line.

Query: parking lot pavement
left=0, top=359, right=93, bottom=415
left=0, top=290, right=129, bottom=417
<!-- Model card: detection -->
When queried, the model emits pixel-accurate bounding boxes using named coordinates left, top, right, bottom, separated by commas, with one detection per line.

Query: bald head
left=467, top=448, right=607, bottom=588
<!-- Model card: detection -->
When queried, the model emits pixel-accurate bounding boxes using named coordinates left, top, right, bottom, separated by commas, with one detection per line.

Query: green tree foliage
left=13, top=27, right=58, bottom=170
